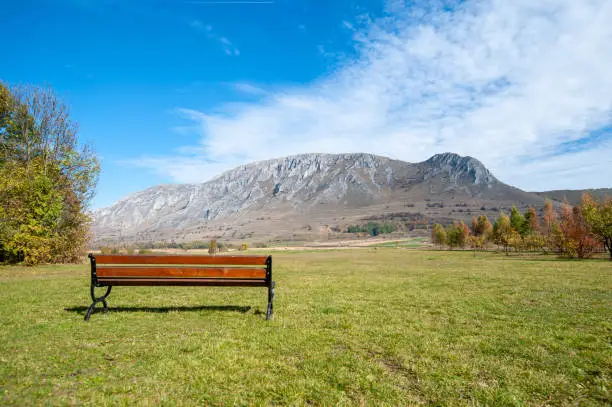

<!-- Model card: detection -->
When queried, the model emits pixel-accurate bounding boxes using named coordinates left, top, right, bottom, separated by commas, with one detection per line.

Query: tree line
left=431, top=195, right=612, bottom=260
left=0, top=83, right=99, bottom=265
left=347, top=222, right=397, bottom=236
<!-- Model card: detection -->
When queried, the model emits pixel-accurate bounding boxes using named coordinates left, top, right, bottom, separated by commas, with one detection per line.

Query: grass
left=0, top=249, right=610, bottom=406
left=370, top=237, right=427, bottom=248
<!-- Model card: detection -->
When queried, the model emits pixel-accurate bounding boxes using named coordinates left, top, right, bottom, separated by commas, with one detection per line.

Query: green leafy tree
left=581, top=193, right=612, bottom=260
left=510, top=206, right=527, bottom=237
left=0, top=83, right=99, bottom=264
left=445, top=224, right=459, bottom=249
left=524, top=207, right=540, bottom=234
left=347, top=222, right=396, bottom=236
left=445, top=222, right=468, bottom=249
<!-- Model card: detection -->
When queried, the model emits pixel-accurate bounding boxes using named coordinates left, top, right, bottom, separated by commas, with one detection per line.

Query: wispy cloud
left=316, top=44, right=331, bottom=57
left=189, top=20, right=210, bottom=31
left=230, top=82, right=268, bottom=96
left=134, top=0, right=612, bottom=191
left=341, top=20, right=355, bottom=31
left=218, top=36, right=240, bottom=56
left=190, top=20, right=240, bottom=56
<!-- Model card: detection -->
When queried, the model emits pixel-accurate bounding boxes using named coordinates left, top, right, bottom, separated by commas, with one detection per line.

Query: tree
left=581, top=193, right=612, bottom=260
left=471, top=215, right=493, bottom=238
left=445, top=224, right=459, bottom=249
left=0, top=83, right=99, bottom=264
left=523, top=232, right=545, bottom=252
left=208, top=239, right=218, bottom=255
left=492, top=212, right=512, bottom=254
left=457, top=221, right=469, bottom=248
left=542, top=200, right=557, bottom=234
left=446, top=221, right=468, bottom=249
left=507, top=230, right=524, bottom=253
left=431, top=224, right=446, bottom=249
left=549, top=221, right=565, bottom=254
left=558, top=201, right=599, bottom=259
left=510, top=206, right=527, bottom=237
left=524, top=207, right=540, bottom=234
left=467, top=235, right=486, bottom=256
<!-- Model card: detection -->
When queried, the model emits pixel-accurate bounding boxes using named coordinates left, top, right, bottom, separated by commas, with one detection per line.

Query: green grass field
left=0, top=250, right=610, bottom=406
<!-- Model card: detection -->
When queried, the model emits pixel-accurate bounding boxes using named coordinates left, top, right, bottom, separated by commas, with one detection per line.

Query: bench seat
left=85, top=253, right=274, bottom=320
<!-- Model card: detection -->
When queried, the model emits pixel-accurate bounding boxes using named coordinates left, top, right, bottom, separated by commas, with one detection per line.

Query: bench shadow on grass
left=64, top=305, right=252, bottom=316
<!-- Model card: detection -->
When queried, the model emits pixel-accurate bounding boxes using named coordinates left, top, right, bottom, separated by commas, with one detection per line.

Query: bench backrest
left=90, top=254, right=272, bottom=287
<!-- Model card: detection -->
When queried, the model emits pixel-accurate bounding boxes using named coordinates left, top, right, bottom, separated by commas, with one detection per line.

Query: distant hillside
left=92, top=152, right=550, bottom=245
left=533, top=189, right=612, bottom=205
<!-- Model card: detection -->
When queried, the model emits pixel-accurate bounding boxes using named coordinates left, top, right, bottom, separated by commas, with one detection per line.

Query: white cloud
left=189, top=19, right=205, bottom=30
left=342, top=20, right=355, bottom=31
left=219, top=36, right=240, bottom=56
left=230, top=82, right=268, bottom=96
left=190, top=20, right=240, bottom=56
left=135, top=0, right=612, bottom=191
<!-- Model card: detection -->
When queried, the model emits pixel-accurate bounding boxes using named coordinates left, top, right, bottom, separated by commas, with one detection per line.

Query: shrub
left=239, top=243, right=248, bottom=251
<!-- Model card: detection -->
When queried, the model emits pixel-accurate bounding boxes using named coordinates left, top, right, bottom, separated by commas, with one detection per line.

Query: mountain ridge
left=91, top=152, right=603, bottom=245
left=95, top=152, right=496, bottom=210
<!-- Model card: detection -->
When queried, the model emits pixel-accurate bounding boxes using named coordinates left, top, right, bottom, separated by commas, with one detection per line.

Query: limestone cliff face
left=421, top=153, right=497, bottom=186
left=92, top=152, right=517, bottom=242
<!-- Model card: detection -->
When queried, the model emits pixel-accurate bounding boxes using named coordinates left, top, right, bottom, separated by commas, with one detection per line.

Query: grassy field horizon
left=1, top=249, right=610, bottom=405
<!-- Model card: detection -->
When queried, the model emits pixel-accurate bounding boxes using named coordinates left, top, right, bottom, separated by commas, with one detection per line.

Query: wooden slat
left=96, top=278, right=267, bottom=287
left=97, top=267, right=266, bottom=279
left=94, top=254, right=269, bottom=266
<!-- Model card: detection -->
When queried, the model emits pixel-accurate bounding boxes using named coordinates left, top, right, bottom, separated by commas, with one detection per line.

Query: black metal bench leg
left=84, top=285, right=112, bottom=321
left=266, top=281, right=275, bottom=320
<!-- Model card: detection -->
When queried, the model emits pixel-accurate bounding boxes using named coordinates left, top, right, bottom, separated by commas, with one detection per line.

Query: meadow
left=0, top=249, right=610, bottom=406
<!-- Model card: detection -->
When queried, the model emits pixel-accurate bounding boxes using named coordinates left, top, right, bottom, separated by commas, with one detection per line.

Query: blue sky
left=2, top=0, right=611, bottom=209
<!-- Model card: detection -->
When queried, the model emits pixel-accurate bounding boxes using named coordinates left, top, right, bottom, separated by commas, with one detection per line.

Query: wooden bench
left=85, top=253, right=274, bottom=321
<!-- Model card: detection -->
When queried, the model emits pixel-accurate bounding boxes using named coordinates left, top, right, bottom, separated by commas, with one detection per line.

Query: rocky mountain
left=92, top=152, right=548, bottom=245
